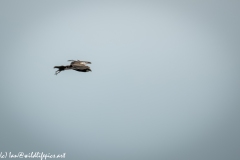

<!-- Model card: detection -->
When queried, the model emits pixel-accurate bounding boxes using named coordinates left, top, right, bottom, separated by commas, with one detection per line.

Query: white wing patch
left=80, top=62, right=88, bottom=65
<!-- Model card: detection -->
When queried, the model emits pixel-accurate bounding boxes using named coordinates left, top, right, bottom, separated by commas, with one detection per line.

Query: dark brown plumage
left=54, top=60, right=92, bottom=75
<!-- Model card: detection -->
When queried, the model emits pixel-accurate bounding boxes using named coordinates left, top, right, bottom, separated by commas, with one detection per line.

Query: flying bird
left=54, top=60, right=92, bottom=75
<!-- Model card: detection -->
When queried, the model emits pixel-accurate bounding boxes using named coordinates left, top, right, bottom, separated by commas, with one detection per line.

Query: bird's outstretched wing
left=54, top=65, right=71, bottom=75
left=68, top=60, right=91, bottom=64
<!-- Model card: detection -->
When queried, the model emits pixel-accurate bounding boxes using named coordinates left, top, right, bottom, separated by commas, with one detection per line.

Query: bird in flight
left=54, top=60, right=92, bottom=75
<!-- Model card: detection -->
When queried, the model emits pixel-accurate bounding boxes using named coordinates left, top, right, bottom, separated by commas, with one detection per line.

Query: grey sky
left=0, top=0, right=240, bottom=160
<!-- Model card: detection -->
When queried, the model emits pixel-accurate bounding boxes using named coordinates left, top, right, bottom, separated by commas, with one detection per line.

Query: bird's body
left=72, top=65, right=92, bottom=72
left=54, top=60, right=92, bottom=75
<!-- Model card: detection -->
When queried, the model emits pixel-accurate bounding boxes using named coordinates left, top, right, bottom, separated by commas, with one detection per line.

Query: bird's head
left=88, top=69, right=92, bottom=72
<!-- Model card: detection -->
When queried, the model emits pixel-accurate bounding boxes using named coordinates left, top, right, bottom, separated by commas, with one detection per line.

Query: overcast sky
left=0, top=0, right=240, bottom=160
